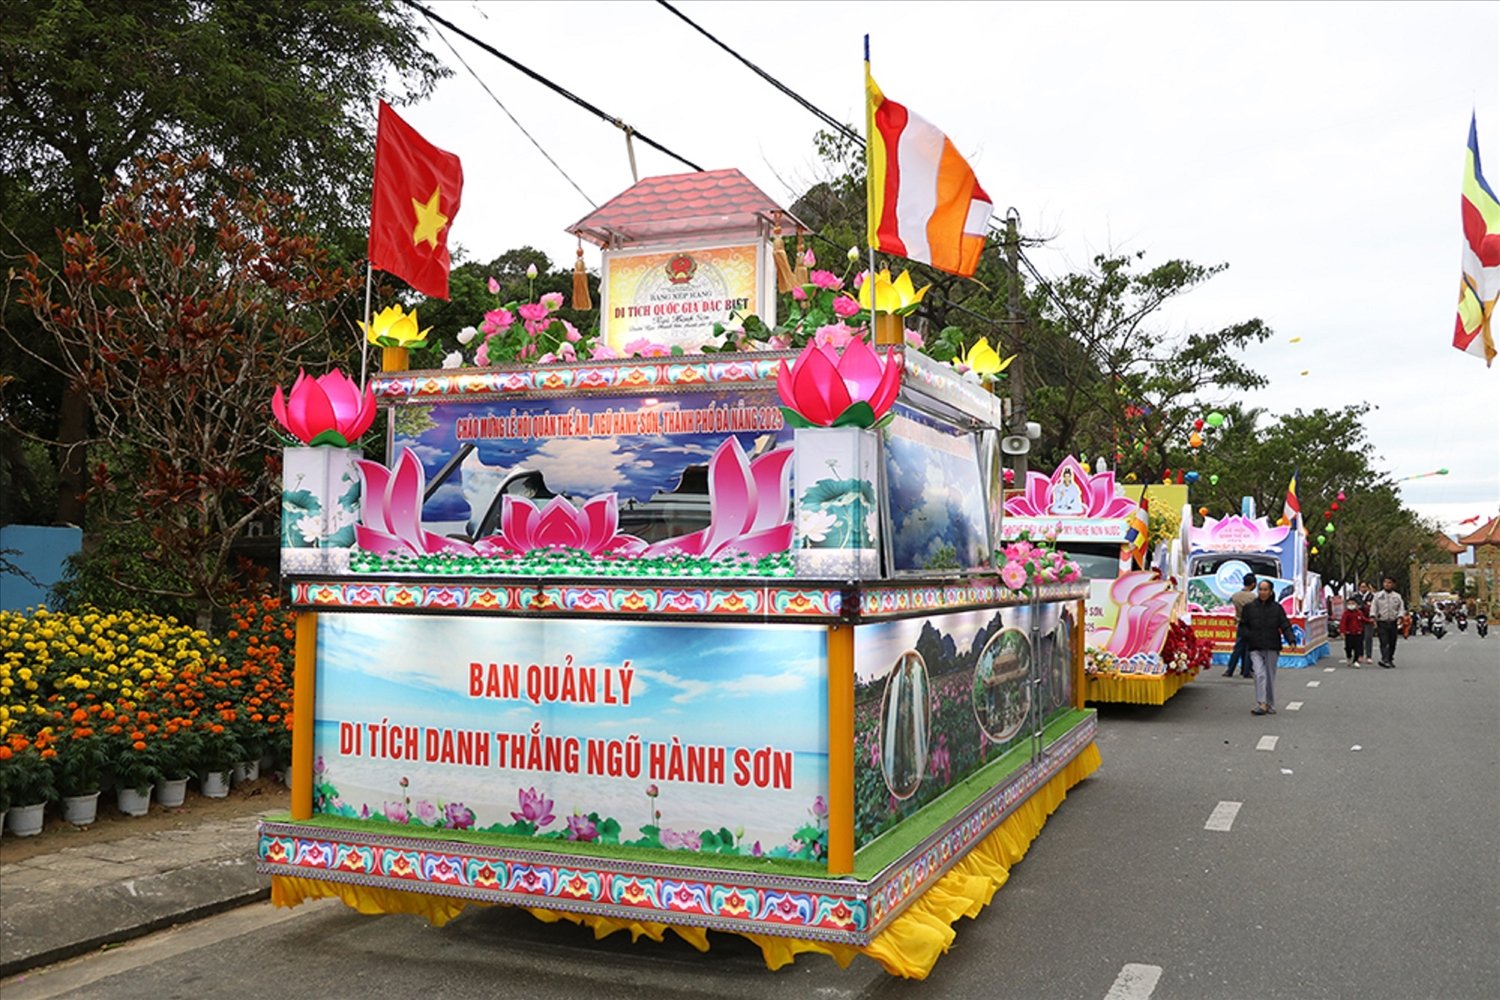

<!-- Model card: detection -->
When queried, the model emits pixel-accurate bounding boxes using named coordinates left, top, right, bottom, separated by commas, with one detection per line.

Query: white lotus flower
left=442, top=350, right=463, bottom=369
left=456, top=326, right=478, bottom=345
left=797, top=508, right=839, bottom=543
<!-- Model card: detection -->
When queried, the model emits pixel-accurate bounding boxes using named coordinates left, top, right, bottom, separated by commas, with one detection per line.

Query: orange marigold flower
left=211, top=724, right=224, bottom=734
left=0, top=746, right=12, bottom=760
left=131, top=740, right=147, bottom=751
left=41, top=748, right=58, bottom=759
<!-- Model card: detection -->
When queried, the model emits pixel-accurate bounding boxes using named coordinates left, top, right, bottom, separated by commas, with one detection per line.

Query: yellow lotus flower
left=958, top=338, right=1015, bottom=376
left=359, top=304, right=431, bottom=348
left=858, top=268, right=930, bottom=315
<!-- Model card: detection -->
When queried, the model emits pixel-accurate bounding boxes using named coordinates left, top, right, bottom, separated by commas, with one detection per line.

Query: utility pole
left=1005, top=211, right=1027, bottom=481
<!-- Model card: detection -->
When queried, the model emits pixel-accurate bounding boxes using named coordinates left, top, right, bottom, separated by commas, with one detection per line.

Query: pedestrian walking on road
left=1339, top=599, right=1368, bottom=666
left=1243, top=580, right=1296, bottom=715
left=1355, top=581, right=1377, bottom=664
left=1370, top=575, right=1406, bottom=667
left=1223, top=573, right=1257, bottom=678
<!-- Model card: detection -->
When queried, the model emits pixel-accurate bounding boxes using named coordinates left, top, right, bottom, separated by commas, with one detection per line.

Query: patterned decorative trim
left=285, top=578, right=1085, bottom=621
left=285, top=580, right=844, bottom=620
left=858, top=580, right=1087, bottom=617
left=255, top=714, right=1096, bottom=945
left=371, top=358, right=784, bottom=401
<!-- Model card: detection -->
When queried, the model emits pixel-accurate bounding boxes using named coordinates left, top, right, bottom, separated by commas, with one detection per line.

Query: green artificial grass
left=263, top=708, right=1094, bottom=886
left=851, top=708, right=1094, bottom=879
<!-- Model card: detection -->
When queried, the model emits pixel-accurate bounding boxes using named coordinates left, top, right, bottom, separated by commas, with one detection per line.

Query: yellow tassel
left=572, top=243, right=592, bottom=310
left=792, top=230, right=809, bottom=287
left=771, top=213, right=796, bottom=293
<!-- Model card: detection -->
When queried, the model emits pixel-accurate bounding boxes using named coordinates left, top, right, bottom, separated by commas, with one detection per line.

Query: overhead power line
left=423, top=13, right=598, bottom=208
left=402, top=0, right=704, bottom=173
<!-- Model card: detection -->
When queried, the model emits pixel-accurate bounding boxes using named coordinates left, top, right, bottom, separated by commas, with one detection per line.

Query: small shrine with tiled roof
left=1433, top=531, right=1466, bottom=559
left=567, top=169, right=804, bottom=352
left=1457, top=515, right=1500, bottom=548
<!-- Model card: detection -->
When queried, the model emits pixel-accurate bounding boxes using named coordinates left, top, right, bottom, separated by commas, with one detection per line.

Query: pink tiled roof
left=1458, top=516, right=1500, bottom=547
left=567, top=168, right=803, bottom=247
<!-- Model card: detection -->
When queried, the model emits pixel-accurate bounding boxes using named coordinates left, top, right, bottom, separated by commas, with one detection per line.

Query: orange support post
left=291, top=611, right=318, bottom=820
left=382, top=346, right=409, bottom=372
left=1073, top=598, right=1087, bottom=710
left=826, top=623, right=856, bottom=875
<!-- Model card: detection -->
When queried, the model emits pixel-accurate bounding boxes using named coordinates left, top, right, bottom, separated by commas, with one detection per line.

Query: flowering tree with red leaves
left=17, top=153, right=361, bottom=624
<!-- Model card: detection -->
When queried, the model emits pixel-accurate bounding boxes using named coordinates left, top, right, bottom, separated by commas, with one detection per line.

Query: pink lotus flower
left=563, top=321, right=581, bottom=342
left=776, top=335, right=901, bottom=428
left=482, top=308, right=513, bottom=334
left=539, top=291, right=564, bottom=311
left=791, top=286, right=807, bottom=302
left=623, top=338, right=671, bottom=357
left=1000, top=561, right=1028, bottom=590
left=476, top=493, right=647, bottom=556
left=385, top=801, right=410, bottom=825
left=475, top=340, right=492, bottom=366
left=487, top=276, right=501, bottom=294
left=517, top=302, right=549, bottom=323
left=661, top=828, right=701, bottom=851
left=766, top=334, right=793, bottom=350
left=566, top=813, right=598, bottom=841
left=355, top=450, right=477, bottom=557
left=802, top=248, right=816, bottom=267
left=809, top=269, right=842, bottom=290
left=444, top=802, right=475, bottom=829
left=415, top=799, right=439, bottom=823
left=590, top=342, right=621, bottom=360
left=810, top=795, right=828, bottom=821
left=511, top=787, right=555, bottom=828
left=647, top=437, right=793, bottom=560
left=832, top=295, right=861, bottom=318
left=1004, top=456, right=1139, bottom=519
left=272, top=369, right=376, bottom=446
left=812, top=323, right=857, bottom=350
left=904, top=328, right=924, bottom=349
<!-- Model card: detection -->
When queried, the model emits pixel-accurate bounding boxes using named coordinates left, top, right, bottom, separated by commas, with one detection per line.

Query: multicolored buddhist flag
left=1282, top=469, right=1301, bottom=531
left=368, top=101, right=463, bottom=300
left=1457, top=113, right=1498, bottom=366
left=1124, top=493, right=1150, bottom=568
left=865, top=45, right=992, bottom=278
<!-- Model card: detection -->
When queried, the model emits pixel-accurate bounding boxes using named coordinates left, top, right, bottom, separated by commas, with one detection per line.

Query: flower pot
left=63, top=791, right=101, bottom=826
left=6, top=802, right=46, bottom=837
left=116, top=785, right=153, bottom=817
left=794, top=427, right=880, bottom=578
left=199, top=770, right=231, bottom=799
left=231, top=760, right=260, bottom=783
left=280, top=445, right=363, bottom=574
left=156, top=777, right=189, bottom=808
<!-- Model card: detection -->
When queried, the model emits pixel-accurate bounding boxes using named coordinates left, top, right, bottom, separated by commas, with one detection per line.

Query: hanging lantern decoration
left=1311, top=546, right=1320, bottom=555
left=1198, top=506, right=1209, bottom=516
left=1331, top=502, right=1340, bottom=512
left=1209, top=474, right=1219, bottom=486
left=1162, top=469, right=1173, bottom=483
left=1316, top=534, right=1326, bottom=545
left=1193, top=417, right=1204, bottom=431
left=1327, top=523, right=1336, bottom=533
left=1185, top=471, right=1200, bottom=484
left=1206, top=411, right=1225, bottom=428
left=1337, top=490, right=1346, bottom=501
left=1189, top=431, right=1203, bottom=449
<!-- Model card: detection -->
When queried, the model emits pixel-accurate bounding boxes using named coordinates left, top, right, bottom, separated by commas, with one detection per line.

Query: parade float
left=256, top=170, right=1099, bottom=979
left=1185, top=512, right=1330, bottom=667
left=1000, top=459, right=1208, bottom=705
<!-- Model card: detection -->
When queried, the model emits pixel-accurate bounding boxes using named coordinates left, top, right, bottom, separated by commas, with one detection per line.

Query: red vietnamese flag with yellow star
left=368, top=101, right=463, bottom=300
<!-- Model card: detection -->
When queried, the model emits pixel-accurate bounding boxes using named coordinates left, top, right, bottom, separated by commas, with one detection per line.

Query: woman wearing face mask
left=1240, top=580, right=1297, bottom=716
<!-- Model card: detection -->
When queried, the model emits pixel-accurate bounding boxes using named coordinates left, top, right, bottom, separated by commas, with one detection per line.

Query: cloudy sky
left=397, top=1, right=1499, bottom=532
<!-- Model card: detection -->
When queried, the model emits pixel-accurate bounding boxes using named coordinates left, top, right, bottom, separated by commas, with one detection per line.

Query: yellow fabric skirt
left=1086, top=670, right=1196, bottom=705
left=271, top=742, right=1100, bottom=980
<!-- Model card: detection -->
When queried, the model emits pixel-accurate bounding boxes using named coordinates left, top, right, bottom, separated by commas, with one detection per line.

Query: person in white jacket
left=1369, top=576, right=1406, bottom=667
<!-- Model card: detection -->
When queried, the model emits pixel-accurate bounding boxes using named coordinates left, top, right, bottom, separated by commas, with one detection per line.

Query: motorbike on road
left=1477, top=614, right=1489, bottom=638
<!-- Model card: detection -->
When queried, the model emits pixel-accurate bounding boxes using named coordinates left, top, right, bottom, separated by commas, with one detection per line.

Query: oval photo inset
left=879, top=650, right=931, bottom=800
left=1051, top=609, right=1074, bottom=711
left=971, top=627, right=1032, bottom=743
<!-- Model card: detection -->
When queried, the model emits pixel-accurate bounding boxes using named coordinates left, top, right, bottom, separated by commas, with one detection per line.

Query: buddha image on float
left=999, top=456, right=1210, bottom=704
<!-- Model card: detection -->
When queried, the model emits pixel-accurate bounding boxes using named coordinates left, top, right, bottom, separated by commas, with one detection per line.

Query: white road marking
left=1323, top=666, right=1336, bottom=672
left=1280, top=768, right=1294, bottom=774
left=1256, top=735, right=1279, bottom=751
left=1286, top=701, right=1304, bottom=710
left=1104, top=963, right=1164, bottom=1000
left=1307, top=680, right=1321, bottom=687
left=1351, top=744, right=1363, bottom=751
left=1204, top=800, right=1242, bottom=832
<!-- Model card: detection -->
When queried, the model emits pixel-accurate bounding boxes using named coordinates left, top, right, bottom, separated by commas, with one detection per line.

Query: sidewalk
left=0, top=786, right=284, bottom=978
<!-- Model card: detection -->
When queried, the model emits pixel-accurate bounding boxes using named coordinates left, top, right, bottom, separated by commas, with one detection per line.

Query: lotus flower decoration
left=272, top=369, right=377, bottom=447
left=476, top=493, right=646, bottom=557
left=1102, top=571, right=1176, bottom=658
left=776, top=335, right=902, bottom=428
left=354, top=449, right=477, bottom=557
left=359, top=303, right=430, bottom=349
left=1004, top=456, right=1139, bottom=519
left=857, top=267, right=929, bottom=316
left=647, top=437, right=794, bottom=560
left=956, top=337, right=1015, bottom=377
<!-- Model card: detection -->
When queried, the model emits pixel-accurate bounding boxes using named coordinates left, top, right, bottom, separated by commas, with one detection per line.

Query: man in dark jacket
left=1241, top=580, right=1297, bottom=715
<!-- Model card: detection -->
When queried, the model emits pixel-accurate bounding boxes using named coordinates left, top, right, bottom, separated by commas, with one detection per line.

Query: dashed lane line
left=1103, top=963, right=1164, bottom=1000
left=1256, top=735, right=1279, bottom=751
left=1204, top=800, right=1242, bottom=832
left=1286, top=701, right=1303, bottom=710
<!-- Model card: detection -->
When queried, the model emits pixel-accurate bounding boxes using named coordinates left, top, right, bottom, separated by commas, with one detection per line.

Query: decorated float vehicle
left=1186, top=511, right=1329, bottom=667
left=258, top=170, right=1099, bottom=979
left=1000, top=458, right=1208, bottom=706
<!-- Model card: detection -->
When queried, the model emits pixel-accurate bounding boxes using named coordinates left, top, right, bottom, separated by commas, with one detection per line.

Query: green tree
left=0, top=0, right=448, bottom=526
